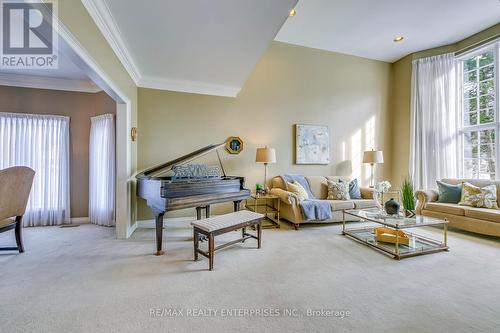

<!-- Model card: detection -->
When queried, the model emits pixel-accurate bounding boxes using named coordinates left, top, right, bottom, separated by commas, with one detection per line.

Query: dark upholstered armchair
left=0, top=166, right=35, bottom=253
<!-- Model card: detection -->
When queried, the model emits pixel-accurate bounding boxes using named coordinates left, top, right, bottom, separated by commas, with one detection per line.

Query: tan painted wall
left=137, top=41, right=392, bottom=219
left=388, top=55, right=412, bottom=186
left=0, top=86, right=115, bottom=218
left=388, top=23, right=500, bottom=187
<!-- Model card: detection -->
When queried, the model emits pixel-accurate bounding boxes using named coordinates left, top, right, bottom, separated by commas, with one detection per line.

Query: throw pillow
left=327, top=180, right=350, bottom=200
left=436, top=181, right=462, bottom=204
left=287, top=182, right=309, bottom=201
left=459, top=182, right=499, bottom=209
left=340, top=178, right=362, bottom=199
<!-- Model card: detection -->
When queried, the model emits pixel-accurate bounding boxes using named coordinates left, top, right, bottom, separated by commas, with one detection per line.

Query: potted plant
left=401, top=177, right=416, bottom=217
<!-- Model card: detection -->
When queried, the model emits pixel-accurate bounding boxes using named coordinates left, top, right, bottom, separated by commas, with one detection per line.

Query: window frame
left=457, top=41, right=500, bottom=180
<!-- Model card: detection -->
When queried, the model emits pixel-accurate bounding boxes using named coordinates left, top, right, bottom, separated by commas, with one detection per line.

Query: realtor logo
left=0, top=0, right=58, bottom=69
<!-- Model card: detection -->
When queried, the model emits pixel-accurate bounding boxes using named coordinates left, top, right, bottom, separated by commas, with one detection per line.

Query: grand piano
left=136, top=141, right=251, bottom=255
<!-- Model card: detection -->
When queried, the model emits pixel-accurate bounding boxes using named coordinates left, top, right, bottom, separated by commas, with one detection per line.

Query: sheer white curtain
left=0, top=112, right=70, bottom=226
left=410, top=53, right=458, bottom=190
left=89, top=114, right=115, bottom=226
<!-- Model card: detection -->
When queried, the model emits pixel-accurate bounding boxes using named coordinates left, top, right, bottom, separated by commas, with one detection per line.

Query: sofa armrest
left=270, top=188, right=298, bottom=205
left=360, top=187, right=376, bottom=199
left=415, top=189, right=439, bottom=214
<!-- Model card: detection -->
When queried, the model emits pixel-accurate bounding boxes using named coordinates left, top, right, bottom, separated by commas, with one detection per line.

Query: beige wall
left=138, top=41, right=392, bottom=219
left=388, top=55, right=412, bottom=186
left=0, top=86, right=115, bottom=218
left=388, top=23, right=500, bottom=187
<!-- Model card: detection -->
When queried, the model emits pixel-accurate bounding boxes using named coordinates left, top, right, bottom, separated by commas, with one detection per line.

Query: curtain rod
left=455, top=33, right=500, bottom=56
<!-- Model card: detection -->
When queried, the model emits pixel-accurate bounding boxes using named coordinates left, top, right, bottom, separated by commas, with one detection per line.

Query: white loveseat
left=270, top=176, right=376, bottom=229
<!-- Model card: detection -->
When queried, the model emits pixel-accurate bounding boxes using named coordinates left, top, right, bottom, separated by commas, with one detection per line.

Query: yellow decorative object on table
left=375, top=227, right=409, bottom=246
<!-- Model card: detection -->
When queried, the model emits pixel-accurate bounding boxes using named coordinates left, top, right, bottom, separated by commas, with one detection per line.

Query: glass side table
left=245, top=193, right=280, bottom=229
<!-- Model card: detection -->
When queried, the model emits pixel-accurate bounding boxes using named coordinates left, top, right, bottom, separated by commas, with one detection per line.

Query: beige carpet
left=1, top=219, right=499, bottom=333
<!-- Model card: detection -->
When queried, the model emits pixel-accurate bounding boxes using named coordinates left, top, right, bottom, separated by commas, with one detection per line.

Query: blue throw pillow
left=436, top=181, right=462, bottom=204
left=340, top=178, right=362, bottom=199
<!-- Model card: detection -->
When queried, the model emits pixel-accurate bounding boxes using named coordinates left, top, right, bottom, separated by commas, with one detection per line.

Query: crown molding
left=81, top=0, right=141, bottom=84
left=0, top=73, right=102, bottom=93
left=139, top=75, right=240, bottom=97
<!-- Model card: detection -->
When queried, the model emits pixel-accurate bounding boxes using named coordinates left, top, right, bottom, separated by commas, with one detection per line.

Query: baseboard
left=137, top=216, right=199, bottom=229
left=126, top=222, right=138, bottom=238
left=71, top=217, right=90, bottom=224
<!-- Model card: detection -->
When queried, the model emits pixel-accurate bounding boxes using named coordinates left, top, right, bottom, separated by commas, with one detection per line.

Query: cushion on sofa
left=436, top=181, right=462, bottom=204
left=327, top=180, right=350, bottom=200
left=327, top=200, right=355, bottom=211
left=351, top=199, right=377, bottom=209
left=424, top=202, right=465, bottom=216
left=326, top=176, right=351, bottom=183
left=459, top=182, right=499, bottom=209
left=340, top=178, right=362, bottom=199
left=464, top=207, right=500, bottom=223
left=286, top=182, right=309, bottom=201
left=304, top=176, right=328, bottom=199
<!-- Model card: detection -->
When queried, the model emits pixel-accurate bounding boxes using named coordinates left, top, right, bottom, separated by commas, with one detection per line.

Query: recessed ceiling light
left=393, top=36, right=404, bottom=43
left=289, top=8, right=296, bottom=17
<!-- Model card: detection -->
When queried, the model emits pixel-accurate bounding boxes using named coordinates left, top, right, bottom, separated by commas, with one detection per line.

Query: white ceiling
left=276, top=0, right=500, bottom=63
left=0, top=49, right=89, bottom=80
left=83, top=0, right=297, bottom=97
left=82, top=0, right=499, bottom=96
left=0, top=37, right=101, bottom=93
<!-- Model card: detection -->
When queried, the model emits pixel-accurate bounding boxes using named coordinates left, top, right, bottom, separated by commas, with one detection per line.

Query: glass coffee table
left=343, top=208, right=449, bottom=260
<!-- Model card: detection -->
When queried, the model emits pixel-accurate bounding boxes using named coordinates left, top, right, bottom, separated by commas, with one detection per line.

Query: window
left=459, top=44, right=499, bottom=180
left=0, top=112, right=70, bottom=226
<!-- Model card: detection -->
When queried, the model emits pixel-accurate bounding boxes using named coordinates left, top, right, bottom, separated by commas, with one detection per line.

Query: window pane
left=464, top=70, right=477, bottom=82
left=479, top=159, right=495, bottom=179
left=479, top=51, right=494, bottom=67
left=464, top=112, right=477, bottom=126
left=479, top=108, right=495, bottom=124
left=479, top=94, right=494, bottom=109
left=465, top=86, right=477, bottom=98
left=480, top=129, right=495, bottom=144
left=479, top=65, right=494, bottom=81
left=464, top=159, right=479, bottom=178
left=464, top=98, right=477, bottom=112
left=464, top=131, right=479, bottom=145
left=480, top=145, right=495, bottom=158
left=464, top=145, right=477, bottom=158
left=465, top=58, right=476, bottom=71
left=479, top=80, right=494, bottom=95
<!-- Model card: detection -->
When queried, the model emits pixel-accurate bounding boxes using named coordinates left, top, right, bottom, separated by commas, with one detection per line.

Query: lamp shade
left=256, top=147, right=276, bottom=163
left=363, top=150, right=384, bottom=164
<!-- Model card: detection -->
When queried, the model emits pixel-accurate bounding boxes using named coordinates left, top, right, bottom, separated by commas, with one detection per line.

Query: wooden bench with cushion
left=191, top=210, right=264, bottom=271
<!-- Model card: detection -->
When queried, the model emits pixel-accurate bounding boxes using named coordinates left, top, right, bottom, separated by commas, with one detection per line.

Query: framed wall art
left=295, top=124, right=330, bottom=164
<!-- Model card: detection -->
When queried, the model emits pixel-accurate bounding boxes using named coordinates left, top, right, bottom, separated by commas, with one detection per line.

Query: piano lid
left=136, top=142, right=226, bottom=179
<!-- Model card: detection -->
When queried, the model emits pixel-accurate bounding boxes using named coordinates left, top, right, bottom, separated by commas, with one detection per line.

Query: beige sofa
left=270, top=176, right=376, bottom=229
left=416, top=178, right=500, bottom=237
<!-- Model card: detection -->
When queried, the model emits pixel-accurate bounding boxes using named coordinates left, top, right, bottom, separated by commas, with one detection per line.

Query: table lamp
left=256, top=147, right=276, bottom=192
left=363, top=150, right=384, bottom=187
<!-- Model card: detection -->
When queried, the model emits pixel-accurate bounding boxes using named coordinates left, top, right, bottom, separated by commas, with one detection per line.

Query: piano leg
left=205, top=205, right=210, bottom=218
left=155, top=213, right=165, bottom=256
left=234, top=200, right=241, bottom=212
left=196, top=207, right=202, bottom=220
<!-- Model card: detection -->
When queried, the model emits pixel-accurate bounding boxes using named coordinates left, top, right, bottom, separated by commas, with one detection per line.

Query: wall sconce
left=131, top=127, right=137, bottom=142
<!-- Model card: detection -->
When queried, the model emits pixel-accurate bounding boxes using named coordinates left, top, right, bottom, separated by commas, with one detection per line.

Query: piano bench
left=191, top=211, right=264, bottom=271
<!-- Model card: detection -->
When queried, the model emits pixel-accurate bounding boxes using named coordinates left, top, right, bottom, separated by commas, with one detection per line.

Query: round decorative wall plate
left=225, top=136, right=243, bottom=154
